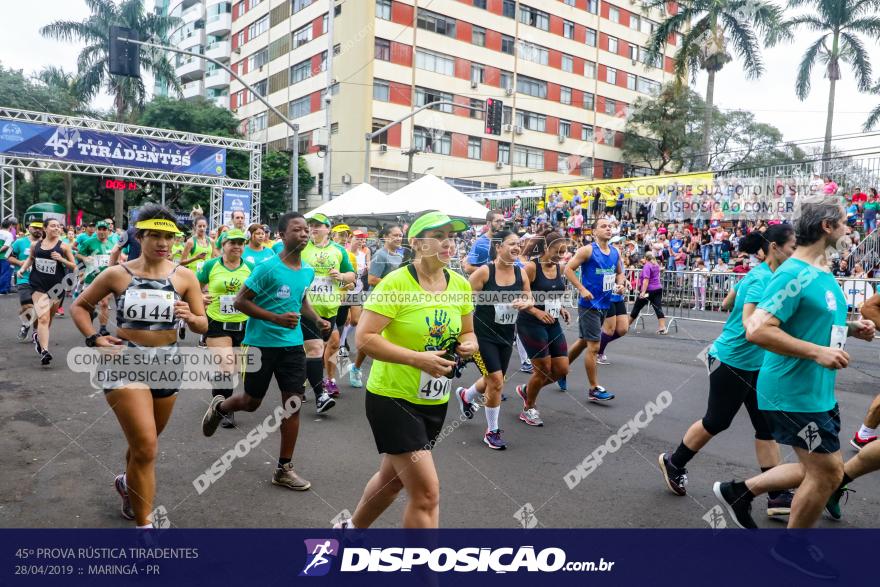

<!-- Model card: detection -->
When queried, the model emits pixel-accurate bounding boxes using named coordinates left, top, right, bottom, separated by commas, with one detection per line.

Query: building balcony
left=182, top=80, right=204, bottom=99
left=178, top=29, right=204, bottom=51
left=205, top=13, right=231, bottom=35
left=176, top=57, right=205, bottom=81
left=205, top=40, right=230, bottom=62
left=204, top=69, right=230, bottom=89
left=181, top=2, right=204, bottom=23
left=212, top=94, right=230, bottom=109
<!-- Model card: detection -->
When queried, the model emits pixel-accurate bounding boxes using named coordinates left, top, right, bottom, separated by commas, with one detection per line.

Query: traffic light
left=485, top=98, right=503, bottom=135
left=109, top=26, right=140, bottom=78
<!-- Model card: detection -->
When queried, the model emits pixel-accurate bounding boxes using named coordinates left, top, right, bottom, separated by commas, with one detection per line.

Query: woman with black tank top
left=456, top=231, right=533, bottom=450
left=17, top=219, right=76, bottom=366
left=72, top=205, right=207, bottom=529
left=514, top=230, right=571, bottom=427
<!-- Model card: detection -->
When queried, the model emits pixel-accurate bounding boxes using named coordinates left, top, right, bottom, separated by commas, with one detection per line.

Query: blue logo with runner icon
left=299, top=538, right=339, bottom=577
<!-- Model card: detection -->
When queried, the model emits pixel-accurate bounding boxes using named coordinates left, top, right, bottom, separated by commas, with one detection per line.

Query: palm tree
left=785, top=0, right=880, bottom=158
left=866, top=81, right=880, bottom=131
left=646, top=0, right=783, bottom=169
left=41, top=0, right=181, bottom=225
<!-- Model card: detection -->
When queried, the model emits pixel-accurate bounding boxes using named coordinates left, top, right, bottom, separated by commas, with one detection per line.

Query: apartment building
left=155, top=0, right=233, bottom=108
left=229, top=0, right=681, bottom=205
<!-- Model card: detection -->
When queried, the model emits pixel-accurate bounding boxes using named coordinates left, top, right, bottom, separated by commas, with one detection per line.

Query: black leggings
left=702, top=358, right=774, bottom=440
left=629, top=289, right=665, bottom=320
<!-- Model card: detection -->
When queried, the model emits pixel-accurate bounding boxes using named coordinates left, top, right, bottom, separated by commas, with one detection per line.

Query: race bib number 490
left=418, top=371, right=451, bottom=401
left=124, top=290, right=174, bottom=322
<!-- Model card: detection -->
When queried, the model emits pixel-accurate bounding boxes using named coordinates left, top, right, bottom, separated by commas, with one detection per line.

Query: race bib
left=220, top=295, right=240, bottom=316
left=123, top=290, right=175, bottom=323
left=545, top=299, right=562, bottom=319
left=418, top=371, right=451, bottom=401
left=602, top=273, right=615, bottom=292
left=95, top=254, right=110, bottom=268
left=494, top=304, right=517, bottom=325
left=830, top=324, right=847, bottom=350
left=310, top=276, right=334, bottom=296
left=35, top=258, right=56, bottom=275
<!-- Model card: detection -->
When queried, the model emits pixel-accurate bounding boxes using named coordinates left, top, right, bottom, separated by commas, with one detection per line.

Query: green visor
left=407, top=211, right=469, bottom=239
left=217, top=229, right=247, bottom=247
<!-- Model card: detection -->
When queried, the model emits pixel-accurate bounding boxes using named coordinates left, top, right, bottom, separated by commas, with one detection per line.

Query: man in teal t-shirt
left=200, top=212, right=330, bottom=493
left=9, top=222, right=42, bottom=341
left=714, top=200, right=876, bottom=542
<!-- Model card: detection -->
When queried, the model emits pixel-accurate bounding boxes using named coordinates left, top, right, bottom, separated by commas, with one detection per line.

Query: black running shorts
left=365, top=390, right=448, bottom=454
left=243, top=345, right=306, bottom=399
left=763, top=405, right=841, bottom=454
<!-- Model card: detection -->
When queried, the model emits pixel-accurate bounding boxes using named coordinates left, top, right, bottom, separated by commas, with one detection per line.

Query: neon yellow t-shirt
left=302, top=241, right=354, bottom=318
left=363, top=266, right=474, bottom=405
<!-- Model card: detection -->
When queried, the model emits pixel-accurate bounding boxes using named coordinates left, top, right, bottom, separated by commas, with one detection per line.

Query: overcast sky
left=1, top=0, right=878, bottom=157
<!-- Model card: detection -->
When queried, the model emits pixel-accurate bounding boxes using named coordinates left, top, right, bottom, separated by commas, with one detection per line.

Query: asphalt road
left=2, top=295, right=879, bottom=529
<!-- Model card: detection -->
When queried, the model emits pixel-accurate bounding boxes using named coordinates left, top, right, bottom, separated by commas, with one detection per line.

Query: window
left=208, top=2, right=231, bottom=21
left=502, top=106, right=512, bottom=124
left=630, top=14, right=640, bottom=30
left=640, top=18, right=656, bottom=35
left=586, top=0, right=598, bottom=13
left=563, top=0, right=576, bottom=5
left=637, top=77, right=661, bottom=95
left=289, top=96, right=310, bottom=118
left=580, top=156, right=593, bottom=176
left=375, top=38, right=391, bottom=61
left=629, top=44, right=638, bottom=60
left=373, top=80, right=390, bottom=101
left=558, top=155, right=572, bottom=174
left=414, top=127, right=451, bottom=155
left=585, top=28, right=597, bottom=47
left=608, top=37, right=618, bottom=54
left=520, top=5, right=549, bottom=30
left=559, top=120, right=571, bottom=137
left=585, top=61, right=596, bottom=79
left=502, top=0, right=516, bottom=18
left=415, top=87, right=454, bottom=113
left=290, top=59, right=310, bottom=83
left=298, top=132, right=311, bottom=153
left=609, top=6, right=619, bottom=23
left=293, top=23, right=312, bottom=47
left=470, top=98, right=485, bottom=119
left=417, top=9, right=456, bottom=37
left=371, top=119, right=390, bottom=145
left=248, top=112, right=268, bottom=134
left=468, top=137, right=482, bottom=159
left=500, top=71, right=513, bottom=90
left=606, top=67, right=617, bottom=85
left=603, top=160, right=614, bottom=179
left=252, top=79, right=268, bottom=96
left=471, top=64, right=484, bottom=83
left=581, top=124, right=594, bottom=141
left=515, top=110, right=546, bottom=131
left=561, top=54, right=574, bottom=72
left=501, top=34, right=515, bottom=55
left=472, top=25, right=486, bottom=47
left=563, top=20, right=575, bottom=39
left=247, top=0, right=261, bottom=8
left=513, top=145, right=544, bottom=169
left=627, top=73, right=636, bottom=90
left=498, top=142, right=510, bottom=164
left=293, top=0, right=314, bottom=12
left=317, top=50, right=327, bottom=73
left=583, top=91, right=595, bottom=110
left=517, top=75, right=547, bottom=98
left=560, top=86, right=572, bottom=105
left=519, top=41, right=548, bottom=65
left=376, top=0, right=391, bottom=20
left=248, top=15, right=269, bottom=38
left=605, top=98, right=617, bottom=115
left=249, top=48, right=269, bottom=70
left=474, top=0, right=487, bottom=8
left=415, top=49, right=455, bottom=75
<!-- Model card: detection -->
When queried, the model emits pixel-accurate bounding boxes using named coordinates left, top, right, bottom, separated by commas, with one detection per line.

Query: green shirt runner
left=78, top=236, right=114, bottom=284
left=301, top=240, right=354, bottom=319
left=709, top=262, right=772, bottom=371
left=10, top=237, right=34, bottom=285
left=197, top=256, right=254, bottom=323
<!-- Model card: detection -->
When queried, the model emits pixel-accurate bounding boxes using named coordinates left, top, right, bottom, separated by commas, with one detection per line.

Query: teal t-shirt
left=10, top=237, right=34, bottom=284
left=271, top=240, right=283, bottom=255
left=756, top=258, right=847, bottom=413
left=242, top=255, right=314, bottom=347
left=709, top=262, right=772, bottom=371
left=243, top=246, right=276, bottom=266
left=75, top=232, right=93, bottom=250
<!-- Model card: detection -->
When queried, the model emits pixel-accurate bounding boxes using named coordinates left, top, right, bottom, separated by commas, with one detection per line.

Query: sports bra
left=116, top=263, right=182, bottom=331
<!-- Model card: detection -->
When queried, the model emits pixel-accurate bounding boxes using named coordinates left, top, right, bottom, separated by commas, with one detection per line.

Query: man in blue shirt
left=463, top=209, right=504, bottom=275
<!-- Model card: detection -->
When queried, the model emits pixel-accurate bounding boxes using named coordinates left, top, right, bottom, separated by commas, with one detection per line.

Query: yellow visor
left=135, top=218, right=180, bottom=233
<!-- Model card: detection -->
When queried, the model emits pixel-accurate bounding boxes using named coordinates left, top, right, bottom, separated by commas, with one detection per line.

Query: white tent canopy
left=304, top=183, right=396, bottom=219
left=388, top=175, right=489, bottom=222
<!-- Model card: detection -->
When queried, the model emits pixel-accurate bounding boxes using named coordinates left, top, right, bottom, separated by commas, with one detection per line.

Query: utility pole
left=322, top=0, right=335, bottom=202
left=290, top=126, right=300, bottom=212
left=407, top=0, right=420, bottom=183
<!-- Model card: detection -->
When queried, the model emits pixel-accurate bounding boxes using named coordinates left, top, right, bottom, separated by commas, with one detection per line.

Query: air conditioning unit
left=470, top=80, right=479, bottom=89
left=503, top=124, right=513, bottom=132
left=379, top=144, right=388, bottom=154
left=505, top=87, right=514, bottom=96
left=557, top=134, right=566, bottom=143
left=514, top=125, right=524, bottom=135
left=312, top=128, right=329, bottom=147
left=495, top=161, right=504, bottom=169
left=342, top=173, right=352, bottom=185
left=234, top=47, right=241, bottom=55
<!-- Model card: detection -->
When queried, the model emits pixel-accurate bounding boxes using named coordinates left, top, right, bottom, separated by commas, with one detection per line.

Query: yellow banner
left=544, top=171, right=715, bottom=203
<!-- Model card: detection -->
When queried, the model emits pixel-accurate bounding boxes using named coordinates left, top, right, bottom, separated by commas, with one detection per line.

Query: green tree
left=509, top=179, right=535, bottom=187
left=645, top=0, right=783, bottom=168
left=867, top=81, right=880, bottom=131
left=783, top=0, right=880, bottom=153
left=0, top=64, right=84, bottom=115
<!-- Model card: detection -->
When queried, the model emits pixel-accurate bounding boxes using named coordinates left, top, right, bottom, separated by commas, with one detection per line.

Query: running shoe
left=348, top=366, right=363, bottom=388
left=658, top=453, right=687, bottom=496
left=197, top=334, right=207, bottom=348
left=712, top=481, right=757, bottom=529
left=99, top=326, right=111, bottom=338
left=456, top=387, right=475, bottom=420
left=220, top=412, right=236, bottom=429
left=557, top=377, right=567, bottom=391
left=484, top=429, right=507, bottom=450
left=114, top=474, right=135, bottom=521
left=56, top=307, right=65, bottom=318
left=588, top=386, right=615, bottom=402
left=32, top=332, right=43, bottom=355
left=272, top=463, right=311, bottom=491
left=850, top=432, right=877, bottom=451
left=597, top=353, right=610, bottom=365
left=515, top=384, right=528, bottom=409
left=17, top=325, right=29, bottom=343
left=337, top=346, right=349, bottom=359
left=325, top=378, right=340, bottom=398
left=770, top=534, right=839, bottom=580
left=824, top=486, right=853, bottom=521
left=767, top=490, right=794, bottom=518
left=40, top=350, right=52, bottom=366
left=520, top=361, right=533, bottom=374
left=316, top=393, right=336, bottom=414
left=519, top=408, right=543, bottom=427
left=201, top=395, right=225, bottom=437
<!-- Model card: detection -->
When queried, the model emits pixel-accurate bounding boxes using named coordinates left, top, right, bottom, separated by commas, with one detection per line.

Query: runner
left=230, top=210, right=246, bottom=232
left=628, top=252, right=668, bottom=333
left=329, top=224, right=358, bottom=387
left=180, top=216, right=214, bottom=274
left=197, top=229, right=252, bottom=429
left=594, top=236, right=630, bottom=366
left=17, top=219, right=76, bottom=366
left=297, top=213, right=355, bottom=407
left=340, top=211, right=475, bottom=528
left=562, top=217, right=623, bottom=402
left=71, top=204, right=207, bottom=527
left=349, top=224, right=404, bottom=387
left=8, top=221, right=42, bottom=342
left=202, top=212, right=329, bottom=491
left=0, top=218, right=13, bottom=296
left=658, top=226, right=797, bottom=519
left=242, top=223, right=275, bottom=266
left=341, top=228, right=370, bottom=370
left=457, top=229, right=532, bottom=449
left=171, top=232, right=185, bottom=264
left=849, top=293, right=880, bottom=450
left=514, top=230, right=571, bottom=426
left=76, top=221, right=115, bottom=337
left=713, top=200, right=873, bottom=544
